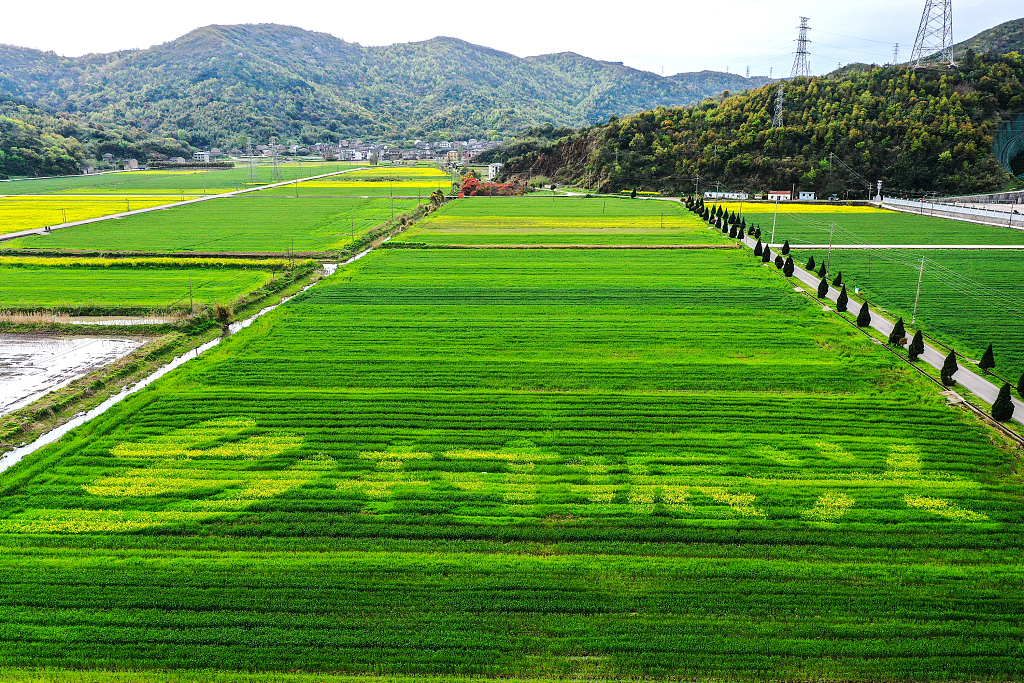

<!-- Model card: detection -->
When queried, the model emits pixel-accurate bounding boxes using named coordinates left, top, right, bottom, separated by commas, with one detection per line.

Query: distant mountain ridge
left=0, top=24, right=771, bottom=147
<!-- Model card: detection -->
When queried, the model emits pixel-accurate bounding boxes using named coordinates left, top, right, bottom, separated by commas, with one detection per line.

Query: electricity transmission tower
left=246, top=142, right=258, bottom=185
left=772, top=83, right=785, bottom=129
left=892, top=43, right=900, bottom=65
left=791, top=17, right=812, bottom=79
left=910, top=0, right=953, bottom=67
left=268, top=136, right=283, bottom=182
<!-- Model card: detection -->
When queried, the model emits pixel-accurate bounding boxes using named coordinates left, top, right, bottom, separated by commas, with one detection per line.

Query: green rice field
left=1, top=246, right=1020, bottom=681
left=396, top=196, right=718, bottom=245
left=794, top=246, right=1024, bottom=378
left=719, top=202, right=1024, bottom=246
left=4, top=196, right=420, bottom=253
left=0, top=264, right=276, bottom=312
left=0, top=163, right=361, bottom=196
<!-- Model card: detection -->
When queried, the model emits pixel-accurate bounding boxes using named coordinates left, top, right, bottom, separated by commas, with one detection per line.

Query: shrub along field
left=3, top=195, right=421, bottom=253
left=793, top=246, right=1024, bottom=379
left=0, top=196, right=177, bottom=234
left=0, top=163, right=361, bottom=195
left=718, top=202, right=1024, bottom=246
left=0, top=247, right=1020, bottom=681
left=395, top=196, right=718, bottom=245
left=0, top=262, right=285, bottom=313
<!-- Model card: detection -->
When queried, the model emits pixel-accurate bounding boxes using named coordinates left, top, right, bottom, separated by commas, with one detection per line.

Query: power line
left=815, top=29, right=901, bottom=46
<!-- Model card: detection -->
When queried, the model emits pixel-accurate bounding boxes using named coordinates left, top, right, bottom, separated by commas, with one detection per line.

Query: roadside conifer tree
left=856, top=300, right=872, bottom=327
left=817, top=277, right=829, bottom=298
left=755, top=228, right=762, bottom=239
left=754, top=240, right=763, bottom=256
left=747, top=224, right=755, bottom=236
left=992, top=383, right=1014, bottom=421
left=740, top=218, right=747, bottom=231
left=781, top=240, right=791, bottom=255
left=729, top=225, right=737, bottom=238
left=722, top=222, right=729, bottom=233
left=817, top=262, right=827, bottom=277
left=941, top=349, right=958, bottom=386
left=908, top=330, right=925, bottom=361
left=888, top=318, right=906, bottom=346
left=836, top=285, right=849, bottom=312
left=832, top=272, right=843, bottom=287
left=762, top=246, right=772, bottom=263
left=806, top=255, right=816, bottom=271
left=774, top=254, right=784, bottom=269
left=631, top=188, right=637, bottom=198
left=783, top=255, right=795, bottom=276
left=1017, top=371, right=1024, bottom=398
left=979, top=343, right=995, bottom=373
left=716, top=205, right=724, bottom=218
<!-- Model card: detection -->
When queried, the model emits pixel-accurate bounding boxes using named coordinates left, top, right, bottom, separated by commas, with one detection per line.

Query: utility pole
left=826, top=222, right=836, bottom=273
left=61, top=208, right=67, bottom=223
left=910, top=0, right=954, bottom=67
left=771, top=197, right=780, bottom=243
left=912, top=256, right=925, bottom=323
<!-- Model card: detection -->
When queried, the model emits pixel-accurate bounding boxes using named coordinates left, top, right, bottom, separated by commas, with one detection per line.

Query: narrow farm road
left=733, top=229, right=1024, bottom=426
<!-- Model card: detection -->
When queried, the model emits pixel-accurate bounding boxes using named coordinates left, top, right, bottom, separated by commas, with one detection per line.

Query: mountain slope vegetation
left=503, top=52, right=1024, bottom=196
left=0, top=24, right=770, bottom=148
left=0, top=100, right=190, bottom=178
left=952, top=17, right=1024, bottom=58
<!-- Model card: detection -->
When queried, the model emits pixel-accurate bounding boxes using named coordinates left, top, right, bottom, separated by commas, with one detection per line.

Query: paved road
left=736, top=230, right=1024, bottom=426
left=775, top=244, right=1024, bottom=250
left=0, top=167, right=372, bottom=243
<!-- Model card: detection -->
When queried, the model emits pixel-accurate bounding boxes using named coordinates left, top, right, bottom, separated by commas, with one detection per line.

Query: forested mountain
left=952, top=17, right=1024, bottom=58
left=0, top=100, right=190, bottom=178
left=503, top=52, right=1024, bottom=196
left=0, top=24, right=770, bottom=149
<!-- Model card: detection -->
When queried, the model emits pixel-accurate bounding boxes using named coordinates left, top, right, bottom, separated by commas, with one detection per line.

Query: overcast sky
left=1, top=0, right=1018, bottom=77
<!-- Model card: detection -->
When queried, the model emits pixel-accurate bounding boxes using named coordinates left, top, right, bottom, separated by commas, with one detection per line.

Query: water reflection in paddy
left=0, top=334, right=144, bottom=416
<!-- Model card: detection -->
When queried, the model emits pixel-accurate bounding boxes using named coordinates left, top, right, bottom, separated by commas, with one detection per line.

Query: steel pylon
left=910, top=0, right=953, bottom=67
left=790, top=17, right=812, bottom=79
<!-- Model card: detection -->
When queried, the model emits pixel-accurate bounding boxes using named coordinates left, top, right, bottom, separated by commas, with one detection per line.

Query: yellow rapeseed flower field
left=0, top=196, right=177, bottom=235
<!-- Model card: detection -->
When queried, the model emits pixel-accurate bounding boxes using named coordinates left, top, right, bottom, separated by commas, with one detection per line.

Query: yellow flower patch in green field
left=802, top=491, right=856, bottom=522
left=905, top=494, right=988, bottom=521
left=695, top=487, right=765, bottom=518
left=887, top=444, right=921, bottom=473
left=0, top=509, right=207, bottom=533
